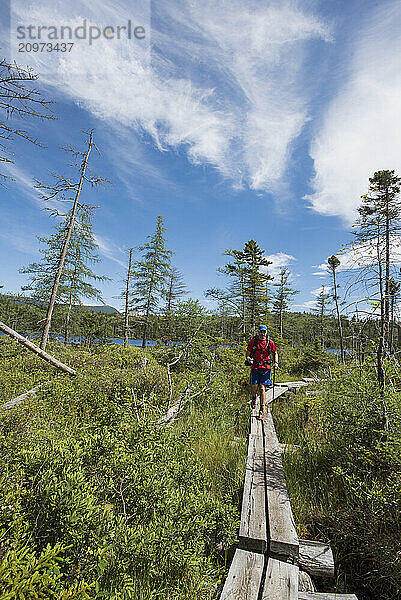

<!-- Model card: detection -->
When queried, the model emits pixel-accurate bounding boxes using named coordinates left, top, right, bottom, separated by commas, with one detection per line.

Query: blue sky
left=2, top=0, right=401, bottom=314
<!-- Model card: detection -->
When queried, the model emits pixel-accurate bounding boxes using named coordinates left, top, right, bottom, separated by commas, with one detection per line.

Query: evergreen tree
left=354, top=169, right=401, bottom=387
left=328, top=255, right=344, bottom=362
left=206, top=240, right=272, bottom=336
left=132, top=216, right=172, bottom=348
left=21, top=208, right=107, bottom=342
left=28, top=131, right=106, bottom=350
left=240, top=240, right=272, bottom=332
left=272, top=268, right=298, bottom=338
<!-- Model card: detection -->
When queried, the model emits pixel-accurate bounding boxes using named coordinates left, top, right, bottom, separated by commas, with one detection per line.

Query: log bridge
left=220, top=380, right=358, bottom=600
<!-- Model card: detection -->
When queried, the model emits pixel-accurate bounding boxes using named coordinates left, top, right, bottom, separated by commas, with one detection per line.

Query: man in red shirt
left=246, top=324, right=278, bottom=419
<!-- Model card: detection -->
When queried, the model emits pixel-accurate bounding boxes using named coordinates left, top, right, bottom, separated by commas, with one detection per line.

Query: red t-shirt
left=247, top=337, right=277, bottom=370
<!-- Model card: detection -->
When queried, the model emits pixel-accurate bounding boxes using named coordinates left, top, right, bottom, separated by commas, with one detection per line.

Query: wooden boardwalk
left=220, top=381, right=358, bottom=600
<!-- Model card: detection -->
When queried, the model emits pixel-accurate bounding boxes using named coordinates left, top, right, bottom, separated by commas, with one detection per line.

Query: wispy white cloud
left=10, top=0, right=331, bottom=195
left=2, top=163, right=43, bottom=208
left=311, top=285, right=331, bottom=296
left=264, top=252, right=296, bottom=279
left=94, top=233, right=126, bottom=268
left=313, top=236, right=401, bottom=279
left=307, top=1, right=401, bottom=223
left=294, top=299, right=318, bottom=310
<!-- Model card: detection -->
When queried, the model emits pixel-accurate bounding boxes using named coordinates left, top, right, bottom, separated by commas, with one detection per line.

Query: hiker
left=245, top=324, right=278, bottom=420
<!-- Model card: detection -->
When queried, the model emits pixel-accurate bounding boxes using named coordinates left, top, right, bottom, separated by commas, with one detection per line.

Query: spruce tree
left=21, top=208, right=107, bottom=342
left=328, top=255, right=344, bottom=362
left=354, top=169, right=401, bottom=387
left=132, top=215, right=172, bottom=348
left=240, top=240, right=272, bottom=332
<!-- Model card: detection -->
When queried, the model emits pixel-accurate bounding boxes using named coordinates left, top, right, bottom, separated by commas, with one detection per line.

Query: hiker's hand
left=274, top=362, right=278, bottom=369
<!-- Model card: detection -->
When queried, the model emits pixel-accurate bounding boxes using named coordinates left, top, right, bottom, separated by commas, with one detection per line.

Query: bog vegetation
left=1, top=58, right=401, bottom=599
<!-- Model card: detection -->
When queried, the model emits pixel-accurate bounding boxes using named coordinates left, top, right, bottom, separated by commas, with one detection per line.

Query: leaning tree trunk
left=0, top=321, right=76, bottom=375
left=41, top=133, right=94, bottom=350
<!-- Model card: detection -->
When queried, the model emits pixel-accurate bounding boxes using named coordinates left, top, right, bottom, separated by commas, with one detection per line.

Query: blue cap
left=259, top=325, right=267, bottom=331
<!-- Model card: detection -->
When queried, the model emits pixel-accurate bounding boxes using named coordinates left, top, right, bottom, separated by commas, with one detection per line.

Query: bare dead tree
left=38, top=131, right=107, bottom=350
left=0, top=58, right=54, bottom=178
left=124, top=248, right=134, bottom=347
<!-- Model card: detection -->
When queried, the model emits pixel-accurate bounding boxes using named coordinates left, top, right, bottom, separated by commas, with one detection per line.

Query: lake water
left=19, top=333, right=177, bottom=346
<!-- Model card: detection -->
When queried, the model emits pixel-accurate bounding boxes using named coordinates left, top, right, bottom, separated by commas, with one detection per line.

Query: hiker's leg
left=259, top=384, right=266, bottom=412
left=250, top=370, right=259, bottom=407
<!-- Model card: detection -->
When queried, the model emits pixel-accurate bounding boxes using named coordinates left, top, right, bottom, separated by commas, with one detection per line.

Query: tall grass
left=272, top=362, right=401, bottom=600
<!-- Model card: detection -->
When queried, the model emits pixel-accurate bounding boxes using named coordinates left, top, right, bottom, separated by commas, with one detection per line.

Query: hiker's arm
left=246, top=343, right=254, bottom=364
left=273, top=351, right=279, bottom=368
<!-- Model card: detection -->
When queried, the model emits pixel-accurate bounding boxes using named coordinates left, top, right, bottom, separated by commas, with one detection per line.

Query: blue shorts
left=250, top=369, right=271, bottom=386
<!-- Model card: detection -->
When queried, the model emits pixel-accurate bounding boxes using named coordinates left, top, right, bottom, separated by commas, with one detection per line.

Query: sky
left=1, top=0, right=401, bottom=314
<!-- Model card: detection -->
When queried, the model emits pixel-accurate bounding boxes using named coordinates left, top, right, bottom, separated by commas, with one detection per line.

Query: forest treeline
left=0, top=290, right=395, bottom=355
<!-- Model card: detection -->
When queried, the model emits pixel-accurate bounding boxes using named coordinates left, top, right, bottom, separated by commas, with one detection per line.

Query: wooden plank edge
left=262, top=557, right=299, bottom=600
left=299, top=593, right=358, bottom=600
left=299, top=539, right=335, bottom=578
left=220, top=548, right=264, bottom=600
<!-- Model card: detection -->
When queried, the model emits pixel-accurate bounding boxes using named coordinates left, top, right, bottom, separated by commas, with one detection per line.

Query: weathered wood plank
left=280, top=443, right=301, bottom=454
left=299, top=539, right=335, bottom=578
left=246, top=433, right=264, bottom=473
left=298, top=570, right=316, bottom=592
left=298, top=593, right=358, bottom=600
left=250, top=407, right=262, bottom=437
left=0, top=321, right=76, bottom=375
left=263, top=408, right=299, bottom=562
left=239, top=464, right=267, bottom=553
left=220, top=549, right=264, bottom=600
left=262, top=557, right=298, bottom=599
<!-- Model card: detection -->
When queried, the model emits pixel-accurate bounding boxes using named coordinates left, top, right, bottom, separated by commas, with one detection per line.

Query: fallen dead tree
left=1, top=384, right=45, bottom=410
left=0, top=321, right=76, bottom=376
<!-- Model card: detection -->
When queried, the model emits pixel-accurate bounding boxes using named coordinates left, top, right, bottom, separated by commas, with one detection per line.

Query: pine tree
left=327, top=255, right=344, bottom=362
left=132, top=216, right=172, bottom=348
left=206, top=241, right=272, bottom=337
left=240, top=240, right=272, bottom=332
left=29, top=131, right=106, bottom=350
left=272, top=268, right=298, bottom=339
left=354, top=169, right=401, bottom=387
left=21, top=207, right=107, bottom=342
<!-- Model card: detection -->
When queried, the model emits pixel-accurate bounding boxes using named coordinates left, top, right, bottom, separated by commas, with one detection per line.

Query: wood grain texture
left=220, top=549, right=264, bottom=600
left=298, top=593, right=358, bottom=600
left=239, top=452, right=267, bottom=553
left=263, top=408, right=299, bottom=562
left=262, top=558, right=298, bottom=599
left=299, top=539, right=335, bottom=578
left=298, top=570, right=316, bottom=592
